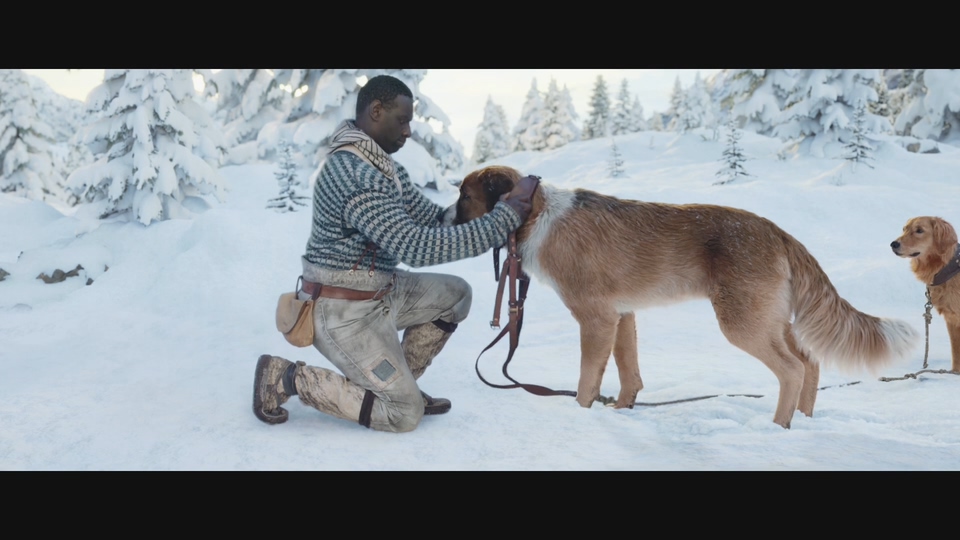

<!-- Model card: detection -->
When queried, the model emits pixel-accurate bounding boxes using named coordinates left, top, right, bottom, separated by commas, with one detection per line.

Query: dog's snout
left=891, top=241, right=900, bottom=249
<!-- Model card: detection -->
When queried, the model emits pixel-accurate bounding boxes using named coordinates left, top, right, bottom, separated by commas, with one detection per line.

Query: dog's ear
left=933, top=217, right=958, bottom=254
left=479, top=169, right=517, bottom=211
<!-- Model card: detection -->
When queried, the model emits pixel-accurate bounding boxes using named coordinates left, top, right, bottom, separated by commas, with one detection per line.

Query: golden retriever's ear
left=933, top=217, right=958, bottom=254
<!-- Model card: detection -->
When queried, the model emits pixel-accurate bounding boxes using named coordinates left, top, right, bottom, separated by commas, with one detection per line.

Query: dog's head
left=442, top=166, right=523, bottom=226
left=891, top=216, right=958, bottom=261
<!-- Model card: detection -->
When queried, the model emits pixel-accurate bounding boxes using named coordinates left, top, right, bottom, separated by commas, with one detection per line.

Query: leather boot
left=402, top=320, right=457, bottom=415
left=252, top=355, right=303, bottom=424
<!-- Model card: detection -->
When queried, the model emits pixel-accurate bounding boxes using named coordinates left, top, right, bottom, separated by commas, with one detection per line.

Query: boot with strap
left=402, top=320, right=457, bottom=415
left=253, top=355, right=303, bottom=424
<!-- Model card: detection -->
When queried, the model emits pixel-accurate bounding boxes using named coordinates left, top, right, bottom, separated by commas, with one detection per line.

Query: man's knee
left=375, top=377, right=425, bottom=433
left=383, top=393, right=425, bottom=433
left=448, top=275, right=472, bottom=323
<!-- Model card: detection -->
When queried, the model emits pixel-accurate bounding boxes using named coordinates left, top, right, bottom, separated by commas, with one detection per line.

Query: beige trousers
left=294, top=266, right=471, bottom=432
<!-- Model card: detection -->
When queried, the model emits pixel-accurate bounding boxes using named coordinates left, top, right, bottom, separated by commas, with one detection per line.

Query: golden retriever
left=445, top=166, right=919, bottom=428
left=891, top=216, right=960, bottom=372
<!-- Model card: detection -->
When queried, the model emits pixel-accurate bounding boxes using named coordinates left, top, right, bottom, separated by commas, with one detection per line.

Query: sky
left=3, top=121, right=960, bottom=470
left=22, top=69, right=720, bottom=158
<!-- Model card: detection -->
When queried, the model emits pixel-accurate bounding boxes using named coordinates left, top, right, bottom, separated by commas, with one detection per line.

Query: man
left=253, top=74, right=538, bottom=432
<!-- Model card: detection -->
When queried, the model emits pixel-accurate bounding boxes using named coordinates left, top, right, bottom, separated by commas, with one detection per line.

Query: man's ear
left=367, top=100, right=384, bottom=122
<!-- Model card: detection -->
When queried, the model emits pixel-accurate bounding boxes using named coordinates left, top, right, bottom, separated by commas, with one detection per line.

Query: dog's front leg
left=945, top=316, right=960, bottom=372
left=573, top=309, right=619, bottom=408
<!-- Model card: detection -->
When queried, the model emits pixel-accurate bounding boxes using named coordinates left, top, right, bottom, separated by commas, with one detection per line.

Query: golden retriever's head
left=442, top=166, right=522, bottom=226
left=891, top=216, right=958, bottom=264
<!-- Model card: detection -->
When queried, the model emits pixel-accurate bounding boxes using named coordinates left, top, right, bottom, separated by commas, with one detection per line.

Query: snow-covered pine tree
left=203, top=69, right=291, bottom=165
left=257, top=69, right=465, bottom=185
left=608, top=138, right=625, bottom=177
left=721, top=69, right=797, bottom=136
left=66, top=69, right=228, bottom=225
left=668, top=72, right=716, bottom=134
left=649, top=112, right=664, bottom=131
left=0, top=69, right=66, bottom=202
left=610, top=79, right=633, bottom=136
left=540, top=78, right=579, bottom=150
left=896, top=69, right=960, bottom=143
left=582, top=75, right=610, bottom=140
left=773, top=69, right=888, bottom=157
left=473, top=95, right=512, bottom=163
left=267, top=139, right=309, bottom=212
left=513, top=78, right=547, bottom=152
left=843, top=100, right=875, bottom=171
left=560, top=84, right=581, bottom=141
left=715, top=121, right=749, bottom=185
left=629, top=96, right=648, bottom=132
left=662, top=76, right=685, bottom=131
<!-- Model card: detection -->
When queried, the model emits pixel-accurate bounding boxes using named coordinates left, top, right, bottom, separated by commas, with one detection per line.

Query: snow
left=3, top=121, right=960, bottom=471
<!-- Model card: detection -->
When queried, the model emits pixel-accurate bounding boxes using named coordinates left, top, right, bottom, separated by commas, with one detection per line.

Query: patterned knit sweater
left=303, top=151, right=522, bottom=272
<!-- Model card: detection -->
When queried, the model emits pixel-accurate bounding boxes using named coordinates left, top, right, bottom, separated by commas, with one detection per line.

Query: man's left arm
left=398, top=165, right=447, bottom=227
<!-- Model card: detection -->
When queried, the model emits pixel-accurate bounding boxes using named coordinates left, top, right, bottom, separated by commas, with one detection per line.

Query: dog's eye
left=916, top=228, right=924, bottom=234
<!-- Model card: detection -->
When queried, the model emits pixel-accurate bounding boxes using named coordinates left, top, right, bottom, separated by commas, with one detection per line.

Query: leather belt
left=300, top=277, right=394, bottom=301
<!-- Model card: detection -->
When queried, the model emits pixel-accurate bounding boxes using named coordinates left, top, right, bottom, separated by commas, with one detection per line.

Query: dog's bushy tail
left=784, top=231, right=919, bottom=373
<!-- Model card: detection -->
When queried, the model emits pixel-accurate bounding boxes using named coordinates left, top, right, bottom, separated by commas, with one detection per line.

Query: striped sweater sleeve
left=344, top=183, right=522, bottom=268
left=397, top=165, right=446, bottom=227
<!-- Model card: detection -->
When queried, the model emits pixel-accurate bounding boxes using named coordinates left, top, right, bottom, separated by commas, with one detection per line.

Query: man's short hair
left=356, top=74, right=414, bottom=117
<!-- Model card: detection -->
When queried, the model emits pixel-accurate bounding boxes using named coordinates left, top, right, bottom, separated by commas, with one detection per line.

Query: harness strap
left=476, top=231, right=576, bottom=399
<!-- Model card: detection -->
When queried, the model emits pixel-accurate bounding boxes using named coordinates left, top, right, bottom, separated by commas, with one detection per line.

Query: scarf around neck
left=329, top=120, right=398, bottom=181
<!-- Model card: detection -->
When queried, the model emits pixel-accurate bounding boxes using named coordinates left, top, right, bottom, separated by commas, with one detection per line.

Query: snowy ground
left=2, top=129, right=959, bottom=470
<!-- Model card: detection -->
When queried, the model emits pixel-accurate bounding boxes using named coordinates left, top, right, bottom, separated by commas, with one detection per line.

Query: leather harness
left=475, top=184, right=577, bottom=399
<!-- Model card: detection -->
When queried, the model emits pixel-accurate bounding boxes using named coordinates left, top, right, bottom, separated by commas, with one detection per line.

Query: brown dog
left=445, top=165, right=919, bottom=428
left=891, top=216, right=960, bottom=372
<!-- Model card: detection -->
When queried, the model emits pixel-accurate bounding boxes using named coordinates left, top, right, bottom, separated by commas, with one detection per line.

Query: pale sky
left=24, top=68, right=721, bottom=157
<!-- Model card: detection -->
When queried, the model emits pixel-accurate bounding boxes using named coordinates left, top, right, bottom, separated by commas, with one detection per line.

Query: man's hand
left=500, top=175, right=540, bottom=223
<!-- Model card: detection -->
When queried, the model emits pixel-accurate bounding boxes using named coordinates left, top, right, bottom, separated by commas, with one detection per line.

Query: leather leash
left=475, top=230, right=577, bottom=399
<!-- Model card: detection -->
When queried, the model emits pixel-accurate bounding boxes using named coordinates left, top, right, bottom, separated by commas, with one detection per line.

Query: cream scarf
left=329, top=120, right=401, bottom=195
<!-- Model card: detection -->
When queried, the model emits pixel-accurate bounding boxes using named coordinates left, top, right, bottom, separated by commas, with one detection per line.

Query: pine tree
left=610, top=79, right=633, bottom=136
left=267, top=139, right=309, bottom=212
left=895, top=69, right=960, bottom=142
left=513, top=78, right=547, bottom=152
left=715, top=122, right=749, bottom=185
left=608, top=138, right=625, bottom=178
left=560, top=85, right=581, bottom=141
left=629, top=96, right=648, bottom=132
left=663, top=76, right=685, bottom=131
left=540, top=78, right=579, bottom=150
left=472, top=96, right=512, bottom=163
left=258, top=69, right=466, bottom=184
left=0, top=69, right=66, bottom=202
left=66, top=69, right=228, bottom=225
left=722, top=69, right=797, bottom=136
left=773, top=69, right=887, bottom=157
left=843, top=100, right=875, bottom=171
left=649, top=112, right=664, bottom=131
left=582, top=75, right=610, bottom=140
left=203, top=69, right=291, bottom=165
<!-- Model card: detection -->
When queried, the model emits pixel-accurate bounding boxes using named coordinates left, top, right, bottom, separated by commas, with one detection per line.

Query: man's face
left=371, top=95, right=413, bottom=154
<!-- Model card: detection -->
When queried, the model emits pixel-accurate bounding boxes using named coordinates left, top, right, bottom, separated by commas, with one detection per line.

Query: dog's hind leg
left=612, top=312, right=643, bottom=408
left=785, top=325, right=819, bottom=417
left=570, top=305, right=620, bottom=408
left=712, top=287, right=804, bottom=428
